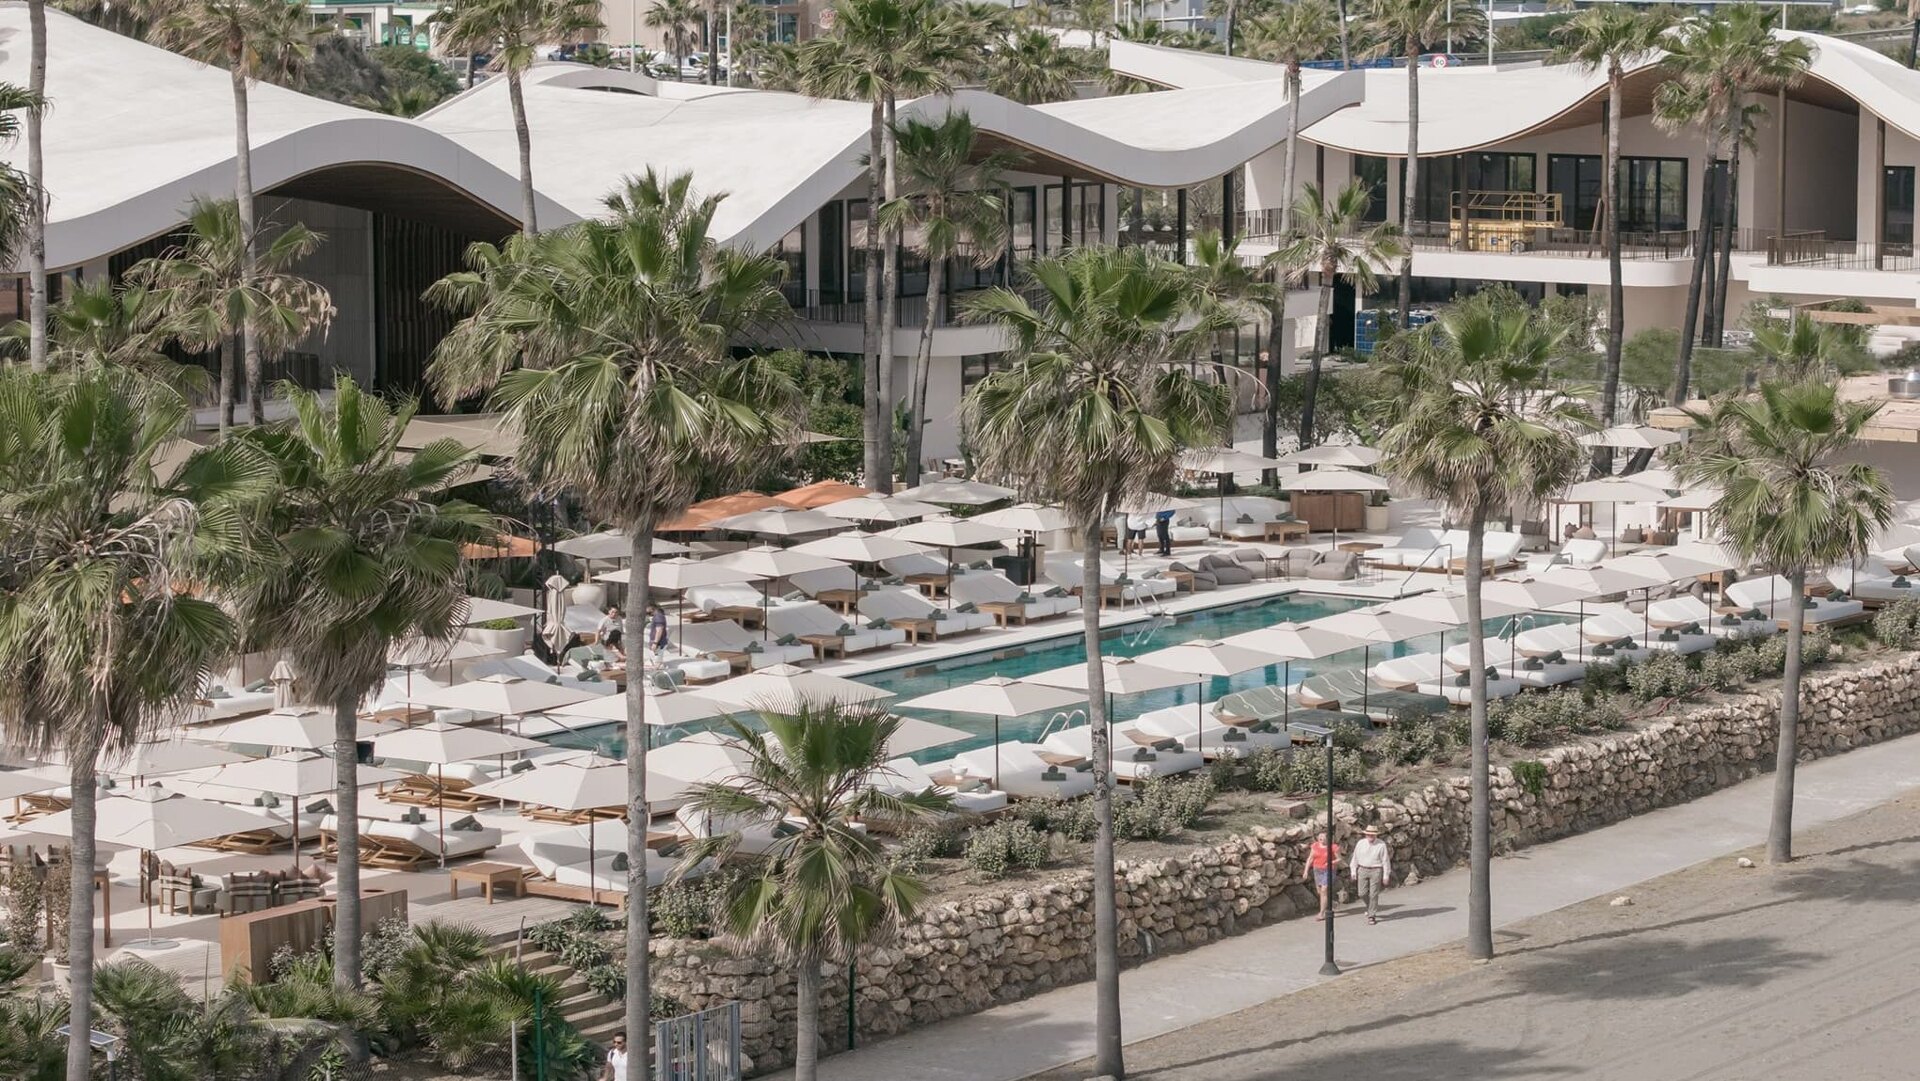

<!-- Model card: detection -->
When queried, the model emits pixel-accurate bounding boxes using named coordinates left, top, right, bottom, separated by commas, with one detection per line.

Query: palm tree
left=220, top=377, right=495, bottom=993
left=1680, top=381, right=1890, bottom=863
left=0, top=364, right=263, bottom=1081
left=1243, top=0, right=1340, bottom=236
left=645, top=0, right=701, bottom=79
left=1750, top=312, right=1851, bottom=384
left=439, top=0, right=604, bottom=234
left=428, top=168, right=800, bottom=1056
left=1555, top=5, right=1661, bottom=470
left=0, top=83, right=43, bottom=287
left=1185, top=230, right=1282, bottom=479
left=125, top=198, right=334, bottom=434
left=145, top=0, right=317, bottom=428
left=1373, top=303, right=1595, bottom=960
left=1708, top=13, right=1807, bottom=348
left=679, top=704, right=948, bottom=1081
left=5, top=278, right=204, bottom=392
left=800, top=0, right=982, bottom=492
left=963, top=248, right=1233, bottom=1079
left=880, top=112, right=1015, bottom=487
left=25, top=0, right=47, bottom=372
left=1270, top=180, right=1406, bottom=447
left=1655, top=8, right=1808, bottom=399
left=1356, top=0, right=1480, bottom=325
left=985, top=27, right=1088, bottom=103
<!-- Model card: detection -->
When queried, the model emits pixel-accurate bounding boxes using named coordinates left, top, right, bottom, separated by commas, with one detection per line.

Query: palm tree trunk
left=1262, top=301, right=1283, bottom=484
left=1769, top=566, right=1806, bottom=865
left=877, top=95, right=901, bottom=494
left=1223, top=0, right=1239, bottom=56
left=706, top=11, right=718, bottom=85
left=232, top=68, right=264, bottom=428
left=904, top=253, right=943, bottom=488
left=793, top=956, right=822, bottom=1081
left=862, top=100, right=886, bottom=492
left=1673, top=121, right=1722, bottom=404
left=623, top=530, right=656, bottom=1066
left=1462, top=505, right=1494, bottom=960
left=1335, top=0, right=1351, bottom=70
left=332, top=691, right=364, bottom=989
left=1082, top=520, right=1124, bottom=1080
left=1398, top=36, right=1418, bottom=327
left=26, top=0, right=47, bottom=372
left=1298, top=260, right=1335, bottom=448
left=508, top=68, right=538, bottom=235
left=1279, top=66, right=1302, bottom=236
left=1709, top=109, right=1741, bottom=347
left=219, top=337, right=236, bottom=435
left=64, top=748, right=98, bottom=1081
left=1596, top=67, right=1625, bottom=477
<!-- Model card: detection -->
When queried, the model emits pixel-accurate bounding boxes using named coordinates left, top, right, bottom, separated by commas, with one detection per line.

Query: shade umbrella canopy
left=1312, top=607, right=1455, bottom=644
left=461, top=596, right=541, bottom=623
left=893, top=478, right=1018, bottom=506
left=52, top=740, right=251, bottom=779
left=705, top=507, right=848, bottom=537
left=1282, top=468, right=1390, bottom=493
left=0, top=771, right=62, bottom=801
left=899, top=676, right=1087, bottom=717
left=551, top=530, right=689, bottom=560
left=973, top=502, right=1074, bottom=533
left=192, top=708, right=398, bottom=749
left=704, top=544, right=847, bottom=580
left=885, top=717, right=974, bottom=758
left=1660, top=541, right=1741, bottom=573
left=1604, top=551, right=1726, bottom=585
left=180, top=751, right=407, bottom=797
left=884, top=517, right=1020, bottom=549
left=818, top=495, right=944, bottom=524
left=1579, top=425, right=1684, bottom=450
left=594, top=557, right=765, bottom=589
left=1281, top=444, right=1383, bottom=468
left=1631, top=468, right=1683, bottom=491
left=1025, top=656, right=1195, bottom=696
left=1381, top=590, right=1526, bottom=625
left=697, top=663, right=895, bottom=713
left=372, top=721, right=548, bottom=765
left=790, top=530, right=931, bottom=564
left=1115, top=492, right=1203, bottom=515
left=1479, top=577, right=1598, bottom=610
left=1138, top=639, right=1282, bottom=677
left=409, top=673, right=600, bottom=716
left=388, top=637, right=503, bottom=668
left=469, top=760, right=673, bottom=809
left=1563, top=477, right=1672, bottom=504
left=661, top=492, right=784, bottom=532
left=1179, top=446, right=1284, bottom=474
left=775, top=480, right=874, bottom=509
left=25, top=785, right=278, bottom=851
left=1223, top=622, right=1367, bottom=661
left=550, top=686, right=732, bottom=727
left=1660, top=486, right=1723, bottom=512
left=648, top=732, right=754, bottom=785
left=1535, top=563, right=1669, bottom=597
left=462, top=534, right=538, bottom=560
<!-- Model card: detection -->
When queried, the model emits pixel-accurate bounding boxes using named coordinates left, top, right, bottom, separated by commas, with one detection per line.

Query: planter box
left=464, top=625, right=530, bottom=655
left=1364, top=504, right=1391, bottom=533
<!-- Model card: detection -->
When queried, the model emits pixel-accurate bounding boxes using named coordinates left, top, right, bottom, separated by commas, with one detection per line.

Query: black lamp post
left=1321, top=733, right=1341, bottom=977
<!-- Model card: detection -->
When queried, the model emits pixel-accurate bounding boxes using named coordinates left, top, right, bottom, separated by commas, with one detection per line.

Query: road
left=1033, top=793, right=1920, bottom=1081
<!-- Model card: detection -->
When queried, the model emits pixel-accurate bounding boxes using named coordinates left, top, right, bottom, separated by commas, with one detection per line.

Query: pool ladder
left=1037, top=708, right=1089, bottom=743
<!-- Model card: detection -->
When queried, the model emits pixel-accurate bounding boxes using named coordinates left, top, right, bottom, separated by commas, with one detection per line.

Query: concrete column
left=1222, top=170, right=1237, bottom=244
left=1878, top=118, right=1888, bottom=271
left=1775, top=88, right=1788, bottom=254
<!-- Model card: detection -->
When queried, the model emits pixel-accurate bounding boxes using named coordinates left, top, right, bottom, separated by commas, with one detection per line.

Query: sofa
left=1308, top=550, right=1360, bottom=581
left=1196, top=553, right=1255, bottom=586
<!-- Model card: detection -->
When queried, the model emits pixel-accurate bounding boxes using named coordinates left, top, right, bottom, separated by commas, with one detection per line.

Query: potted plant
left=1364, top=492, right=1391, bottom=533
left=464, top=616, right=530, bottom=654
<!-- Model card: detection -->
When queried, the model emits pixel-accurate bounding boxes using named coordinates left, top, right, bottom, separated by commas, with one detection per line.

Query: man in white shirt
left=1350, top=824, right=1392, bottom=924
left=602, top=1033, right=628, bottom=1081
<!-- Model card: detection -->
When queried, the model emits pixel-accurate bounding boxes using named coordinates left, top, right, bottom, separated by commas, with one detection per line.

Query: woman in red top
left=1303, top=836, right=1341, bottom=921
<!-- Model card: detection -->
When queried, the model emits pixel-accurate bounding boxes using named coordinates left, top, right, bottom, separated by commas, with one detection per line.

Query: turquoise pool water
left=542, top=591, right=1562, bottom=762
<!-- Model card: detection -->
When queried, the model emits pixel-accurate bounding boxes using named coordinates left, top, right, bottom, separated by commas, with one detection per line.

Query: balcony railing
left=790, top=290, right=985, bottom=328
left=1765, top=230, right=1918, bottom=272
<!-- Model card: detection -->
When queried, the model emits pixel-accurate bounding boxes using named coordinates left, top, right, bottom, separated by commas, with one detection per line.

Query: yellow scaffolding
left=1446, top=191, right=1564, bottom=253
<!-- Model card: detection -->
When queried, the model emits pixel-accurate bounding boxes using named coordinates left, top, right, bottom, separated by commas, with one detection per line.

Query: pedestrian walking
left=1350, top=824, right=1392, bottom=924
left=1125, top=511, right=1152, bottom=557
left=1153, top=508, right=1175, bottom=557
left=1304, top=833, right=1341, bottom=921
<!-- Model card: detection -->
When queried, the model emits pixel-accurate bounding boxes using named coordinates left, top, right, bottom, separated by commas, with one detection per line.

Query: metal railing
left=1765, top=230, right=1920, bottom=272
left=791, top=290, right=982, bottom=328
left=655, top=1002, right=742, bottom=1081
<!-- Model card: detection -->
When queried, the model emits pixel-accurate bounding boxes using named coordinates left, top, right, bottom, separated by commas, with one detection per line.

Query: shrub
left=888, top=822, right=964, bottom=874
left=1373, top=718, right=1442, bottom=766
left=1282, top=747, right=1370, bottom=794
left=473, top=617, right=523, bottom=631
left=1018, top=795, right=1098, bottom=842
left=1114, top=773, right=1215, bottom=840
left=1330, top=720, right=1371, bottom=752
left=582, top=963, right=625, bottom=1000
left=1586, top=695, right=1629, bottom=730
left=1625, top=650, right=1697, bottom=702
left=1511, top=759, right=1548, bottom=798
left=524, top=918, right=572, bottom=955
left=1699, top=649, right=1748, bottom=692
left=1873, top=596, right=1920, bottom=649
left=1239, top=747, right=1295, bottom=792
left=964, top=820, right=1051, bottom=878
left=652, top=874, right=726, bottom=940
left=1581, top=658, right=1632, bottom=699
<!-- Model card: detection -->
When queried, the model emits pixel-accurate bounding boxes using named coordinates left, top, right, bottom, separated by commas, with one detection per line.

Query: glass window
left=1353, top=156, right=1388, bottom=222
left=845, top=198, right=868, bottom=305
left=817, top=201, right=844, bottom=306
left=1548, top=154, right=1603, bottom=235
left=1402, top=153, right=1534, bottom=225
left=1886, top=166, right=1915, bottom=252
left=1620, top=157, right=1687, bottom=234
left=773, top=224, right=805, bottom=306
left=1008, top=186, right=1037, bottom=277
left=960, top=353, right=1007, bottom=391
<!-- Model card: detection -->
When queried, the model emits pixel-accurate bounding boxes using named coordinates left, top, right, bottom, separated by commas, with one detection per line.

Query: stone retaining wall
left=650, top=654, right=1920, bottom=1073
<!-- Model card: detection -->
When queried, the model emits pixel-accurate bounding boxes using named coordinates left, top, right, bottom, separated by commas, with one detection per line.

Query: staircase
left=481, top=929, right=627, bottom=1048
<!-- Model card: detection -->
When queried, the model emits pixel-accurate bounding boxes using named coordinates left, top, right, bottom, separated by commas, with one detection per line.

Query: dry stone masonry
left=651, top=655, right=1920, bottom=1073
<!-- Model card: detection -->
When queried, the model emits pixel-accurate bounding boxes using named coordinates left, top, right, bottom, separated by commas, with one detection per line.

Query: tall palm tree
left=125, top=199, right=334, bottom=434
left=800, top=0, right=982, bottom=492
left=679, top=704, right=948, bottom=1081
left=1357, top=0, right=1480, bottom=326
left=0, top=364, right=263, bottom=1081
left=964, top=248, right=1233, bottom=1079
left=1270, top=180, right=1406, bottom=447
left=0, top=83, right=42, bottom=283
left=3, top=278, right=204, bottom=393
left=220, top=377, right=495, bottom=993
left=439, top=0, right=604, bottom=234
left=1750, top=312, right=1851, bottom=383
left=1555, top=5, right=1661, bottom=471
left=1708, top=12, right=1807, bottom=348
left=145, top=0, right=317, bottom=428
left=1679, top=381, right=1890, bottom=864
left=880, top=112, right=1014, bottom=487
left=1185, top=230, right=1281, bottom=479
left=1244, top=0, right=1340, bottom=236
left=985, top=27, right=1088, bottom=103
left=25, top=0, right=48, bottom=372
left=428, top=168, right=800, bottom=1056
left=1374, top=304, right=1594, bottom=960
left=645, top=0, right=701, bottom=78
left=1655, top=8, right=1808, bottom=399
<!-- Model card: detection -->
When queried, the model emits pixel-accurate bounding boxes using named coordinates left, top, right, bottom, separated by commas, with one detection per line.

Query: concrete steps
left=481, top=939, right=624, bottom=1046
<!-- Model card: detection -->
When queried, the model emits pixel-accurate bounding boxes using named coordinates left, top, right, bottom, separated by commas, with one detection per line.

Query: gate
left=653, top=1002, right=742, bottom=1081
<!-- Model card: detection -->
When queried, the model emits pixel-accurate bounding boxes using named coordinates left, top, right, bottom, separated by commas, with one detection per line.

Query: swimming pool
left=542, top=590, right=1550, bottom=763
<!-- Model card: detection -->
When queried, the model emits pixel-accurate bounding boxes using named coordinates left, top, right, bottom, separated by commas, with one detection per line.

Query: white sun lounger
left=1416, top=672, right=1525, bottom=705
left=951, top=742, right=1096, bottom=799
left=1725, top=575, right=1865, bottom=624
left=858, top=588, right=995, bottom=636
left=1370, top=652, right=1449, bottom=690
left=1496, top=656, right=1589, bottom=687
left=1132, top=706, right=1290, bottom=759
left=765, top=601, right=909, bottom=654
left=873, top=757, right=1008, bottom=817
left=1042, top=723, right=1205, bottom=780
left=1645, top=595, right=1774, bottom=639
left=675, top=619, right=815, bottom=668
left=1582, top=608, right=1716, bottom=655
left=949, top=572, right=1080, bottom=621
left=1823, top=565, right=1920, bottom=606
left=1525, top=537, right=1608, bottom=571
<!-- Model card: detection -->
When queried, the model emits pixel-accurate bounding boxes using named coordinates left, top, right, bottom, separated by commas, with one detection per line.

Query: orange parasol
left=774, top=480, right=874, bottom=509
left=462, top=534, right=538, bottom=560
left=660, top=491, right=782, bottom=532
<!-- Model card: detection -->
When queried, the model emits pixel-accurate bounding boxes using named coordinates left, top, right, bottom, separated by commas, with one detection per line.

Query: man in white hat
left=1350, top=824, right=1392, bottom=925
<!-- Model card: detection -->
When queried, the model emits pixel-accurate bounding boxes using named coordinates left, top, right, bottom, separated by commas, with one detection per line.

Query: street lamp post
left=1321, top=734, right=1342, bottom=977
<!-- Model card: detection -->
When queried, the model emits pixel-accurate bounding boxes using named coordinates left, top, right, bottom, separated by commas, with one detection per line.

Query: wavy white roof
left=0, top=3, right=1363, bottom=268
